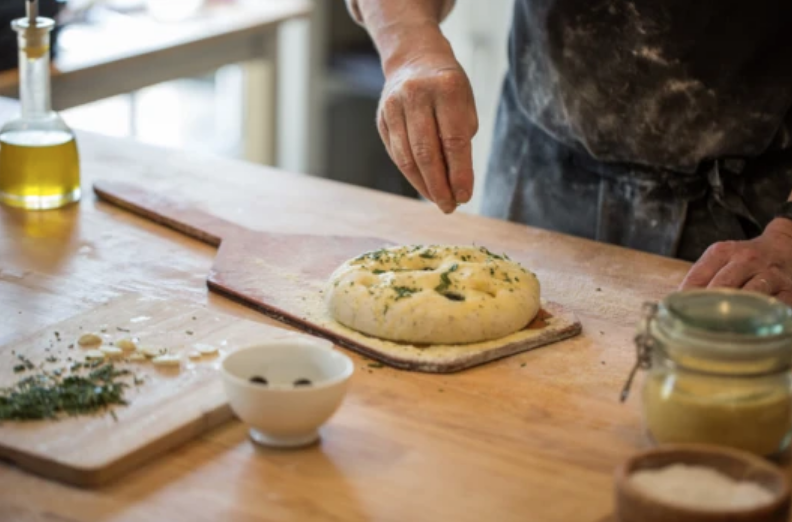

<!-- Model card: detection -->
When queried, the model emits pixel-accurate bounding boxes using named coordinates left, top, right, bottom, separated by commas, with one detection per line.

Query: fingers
left=436, top=115, right=473, bottom=204
left=404, top=99, right=455, bottom=213
left=708, top=262, right=757, bottom=289
left=708, top=246, right=767, bottom=289
left=435, top=76, right=477, bottom=205
left=776, top=291, right=792, bottom=307
left=743, top=275, right=774, bottom=294
left=680, top=238, right=792, bottom=303
left=378, top=100, right=431, bottom=200
left=377, top=65, right=478, bottom=214
left=679, top=242, right=733, bottom=289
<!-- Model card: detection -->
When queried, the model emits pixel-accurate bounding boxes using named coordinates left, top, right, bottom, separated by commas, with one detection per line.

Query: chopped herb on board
left=0, top=362, right=134, bottom=421
left=368, top=362, right=384, bottom=369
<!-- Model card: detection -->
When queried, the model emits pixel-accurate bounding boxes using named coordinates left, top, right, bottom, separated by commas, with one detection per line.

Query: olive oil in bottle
left=0, top=1, right=81, bottom=210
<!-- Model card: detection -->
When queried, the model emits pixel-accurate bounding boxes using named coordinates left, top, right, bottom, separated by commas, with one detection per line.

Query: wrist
left=375, top=21, right=454, bottom=77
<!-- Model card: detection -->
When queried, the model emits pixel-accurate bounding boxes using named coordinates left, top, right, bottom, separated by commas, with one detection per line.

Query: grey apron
left=481, top=0, right=792, bottom=261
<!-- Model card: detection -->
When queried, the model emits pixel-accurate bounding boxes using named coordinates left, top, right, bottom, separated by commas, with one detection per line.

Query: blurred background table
left=0, top=0, right=311, bottom=166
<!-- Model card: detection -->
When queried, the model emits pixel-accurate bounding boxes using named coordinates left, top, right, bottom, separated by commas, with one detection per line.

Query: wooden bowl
left=615, top=444, right=791, bottom=522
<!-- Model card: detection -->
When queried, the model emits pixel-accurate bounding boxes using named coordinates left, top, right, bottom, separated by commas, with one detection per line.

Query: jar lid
left=655, top=289, right=792, bottom=370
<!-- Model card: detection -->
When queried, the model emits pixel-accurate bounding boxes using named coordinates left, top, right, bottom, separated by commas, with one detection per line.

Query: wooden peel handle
left=93, top=180, right=243, bottom=247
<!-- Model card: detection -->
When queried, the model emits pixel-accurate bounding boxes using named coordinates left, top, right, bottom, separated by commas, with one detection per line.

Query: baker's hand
left=377, top=32, right=478, bottom=214
left=680, top=218, right=792, bottom=305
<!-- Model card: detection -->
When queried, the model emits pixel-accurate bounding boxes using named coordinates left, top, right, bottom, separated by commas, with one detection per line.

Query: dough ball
left=325, top=245, right=540, bottom=344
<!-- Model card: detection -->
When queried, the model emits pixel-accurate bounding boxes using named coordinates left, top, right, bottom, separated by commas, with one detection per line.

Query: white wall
left=441, top=0, right=513, bottom=215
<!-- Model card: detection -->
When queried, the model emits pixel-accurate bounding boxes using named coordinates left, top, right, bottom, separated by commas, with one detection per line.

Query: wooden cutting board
left=93, top=181, right=582, bottom=373
left=0, top=293, right=309, bottom=487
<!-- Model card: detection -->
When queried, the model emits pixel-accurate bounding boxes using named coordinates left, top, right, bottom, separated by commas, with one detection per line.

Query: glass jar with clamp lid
left=622, top=289, right=792, bottom=457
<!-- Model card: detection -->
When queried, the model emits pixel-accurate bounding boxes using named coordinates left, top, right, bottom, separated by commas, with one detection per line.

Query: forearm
left=347, top=0, right=456, bottom=76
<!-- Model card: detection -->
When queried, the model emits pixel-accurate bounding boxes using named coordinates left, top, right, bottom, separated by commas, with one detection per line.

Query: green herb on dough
left=393, top=286, right=419, bottom=301
left=434, top=263, right=459, bottom=293
left=420, top=250, right=437, bottom=259
left=372, top=269, right=386, bottom=275
left=17, top=355, right=35, bottom=371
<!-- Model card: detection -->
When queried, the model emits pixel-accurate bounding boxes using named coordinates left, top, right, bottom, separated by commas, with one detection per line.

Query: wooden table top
left=0, top=0, right=311, bottom=109
left=0, top=95, right=706, bottom=521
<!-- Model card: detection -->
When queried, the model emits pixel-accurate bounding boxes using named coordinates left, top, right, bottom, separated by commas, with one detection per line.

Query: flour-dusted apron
left=481, top=0, right=792, bottom=261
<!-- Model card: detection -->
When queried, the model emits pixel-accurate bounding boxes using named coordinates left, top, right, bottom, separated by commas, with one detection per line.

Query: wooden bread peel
left=93, top=181, right=582, bottom=373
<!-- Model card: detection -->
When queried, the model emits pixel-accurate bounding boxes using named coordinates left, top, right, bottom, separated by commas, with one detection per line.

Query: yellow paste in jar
left=643, top=371, right=792, bottom=456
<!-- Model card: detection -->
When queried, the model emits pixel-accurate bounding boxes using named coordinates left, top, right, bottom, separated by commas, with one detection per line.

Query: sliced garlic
left=187, top=351, right=202, bottom=360
left=152, top=354, right=181, bottom=367
left=116, top=338, right=137, bottom=351
left=194, top=343, right=218, bottom=355
left=140, top=346, right=166, bottom=358
left=100, top=346, right=124, bottom=357
left=127, top=353, right=147, bottom=362
left=78, top=333, right=102, bottom=347
left=84, top=349, right=105, bottom=361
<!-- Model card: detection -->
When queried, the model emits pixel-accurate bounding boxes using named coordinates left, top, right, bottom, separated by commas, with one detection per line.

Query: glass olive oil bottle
left=0, top=0, right=80, bottom=210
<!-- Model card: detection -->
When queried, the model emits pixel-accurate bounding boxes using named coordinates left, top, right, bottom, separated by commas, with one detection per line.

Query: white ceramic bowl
left=221, top=337, right=354, bottom=448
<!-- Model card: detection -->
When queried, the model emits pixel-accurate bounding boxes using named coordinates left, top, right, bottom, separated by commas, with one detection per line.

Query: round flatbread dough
left=325, top=245, right=541, bottom=344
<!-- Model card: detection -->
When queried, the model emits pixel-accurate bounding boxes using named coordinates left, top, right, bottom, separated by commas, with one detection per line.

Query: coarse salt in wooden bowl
left=614, top=444, right=791, bottom=522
